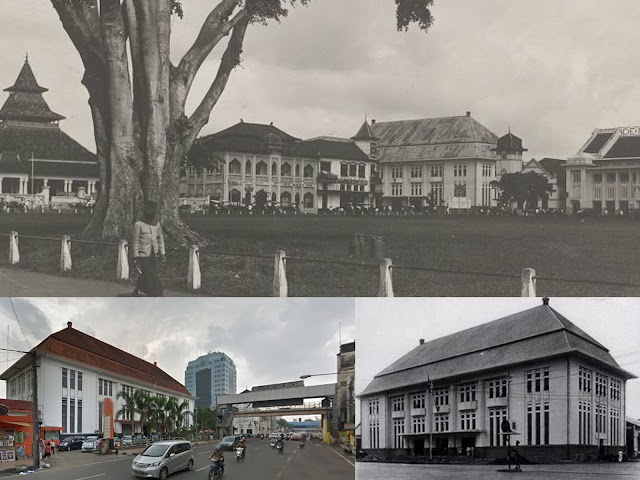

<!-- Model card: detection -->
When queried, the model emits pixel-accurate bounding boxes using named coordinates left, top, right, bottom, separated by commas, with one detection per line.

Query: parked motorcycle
left=236, top=446, right=245, bottom=463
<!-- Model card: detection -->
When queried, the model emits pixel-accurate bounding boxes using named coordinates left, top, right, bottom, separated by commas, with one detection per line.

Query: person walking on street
left=514, top=440, right=521, bottom=470
left=131, top=200, right=166, bottom=296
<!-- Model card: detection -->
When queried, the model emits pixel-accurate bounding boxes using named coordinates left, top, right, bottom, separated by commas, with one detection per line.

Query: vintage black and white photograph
left=0, top=1, right=639, bottom=296
left=355, top=297, right=640, bottom=479
left=0, top=297, right=355, bottom=476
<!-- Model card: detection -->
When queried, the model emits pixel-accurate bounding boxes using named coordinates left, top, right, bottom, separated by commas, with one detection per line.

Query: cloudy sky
left=2, top=0, right=640, bottom=160
left=356, top=298, right=640, bottom=422
left=0, top=297, right=355, bottom=400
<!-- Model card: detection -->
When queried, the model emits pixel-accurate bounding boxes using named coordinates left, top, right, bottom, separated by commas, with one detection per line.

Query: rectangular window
left=391, top=184, right=403, bottom=196
left=341, top=163, right=348, bottom=177
left=410, top=183, right=423, bottom=196
left=526, top=373, right=532, bottom=394
left=393, top=418, right=404, bottom=449
left=579, top=367, right=592, bottom=393
left=70, top=398, right=75, bottom=433
left=62, top=397, right=67, bottom=432
left=535, top=371, right=540, bottom=392
left=412, top=393, right=425, bottom=409
left=412, top=416, right=426, bottom=434
left=78, top=372, right=83, bottom=391
left=459, top=383, right=476, bottom=403
left=460, top=411, right=477, bottom=431
left=410, top=165, right=423, bottom=178
left=358, top=165, right=366, bottom=178
left=572, top=171, right=582, bottom=183
left=535, top=403, right=541, bottom=445
left=435, top=414, right=449, bottom=433
left=320, top=161, right=331, bottom=174
left=488, top=378, right=508, bottom=398
left=98, top=401, right=103, bottom=434
left=430, top=183, right=443, bottom=205
left=391, top=395, right=405, bottom=412
left=544, top=403, right=549, bottom=445
left=489, top=408, right=508, bottom=447
left=391, top=167, right=403, bottom=180
left=527, top=405, right=532, bottom=445
left=78, top=399, right=83, bottom=433
left=70, top=370, right=75, bottom=390
left=349, top=164, right=357, bottom=177
left=454, top=164, right=467, bottom=177
left=62, top=368, right=68, bottom=388
left=430, top=164, right=443, bottom=177
left=434, top=388, right=449, bottom=407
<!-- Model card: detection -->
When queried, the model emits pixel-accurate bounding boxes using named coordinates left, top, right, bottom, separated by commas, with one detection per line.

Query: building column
left=0, top=177, right=3, bottom=194
left=579, top=168, right=588, bottom=211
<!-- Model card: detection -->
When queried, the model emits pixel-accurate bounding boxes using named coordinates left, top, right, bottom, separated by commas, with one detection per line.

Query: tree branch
left=185, top=15, right=250, bottom=149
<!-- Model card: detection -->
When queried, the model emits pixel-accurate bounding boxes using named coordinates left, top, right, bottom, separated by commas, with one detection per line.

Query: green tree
left=491, top=171, right=555, bottom=210
left=42, top=0, right=436, bottom=242
left=276, top=418, right=290, bottom=431
left=115, top=389, right=138, bottom=435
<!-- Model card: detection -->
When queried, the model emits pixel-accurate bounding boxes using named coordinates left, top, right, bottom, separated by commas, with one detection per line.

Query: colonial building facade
left=566, top=125, right=640, bottom=214
left=0, top=322, right=194, bottom=437
left=359, top=299, right=634, bottom=461
left=372, top=113, right=519, bottom=210
left=521, top=158, right=566, bottom=210
left=0, top=58, right=99, bottom=199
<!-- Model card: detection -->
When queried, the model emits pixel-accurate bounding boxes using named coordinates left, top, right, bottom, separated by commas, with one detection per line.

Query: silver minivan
left=131, top=440, right=194, bottom=480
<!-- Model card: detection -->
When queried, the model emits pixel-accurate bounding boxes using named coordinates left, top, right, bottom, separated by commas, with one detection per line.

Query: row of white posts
left=6, top=232, right=538, bottom=297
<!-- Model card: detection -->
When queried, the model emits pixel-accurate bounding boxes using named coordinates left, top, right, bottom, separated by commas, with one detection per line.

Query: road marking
left=320, top=443, right=355, bottom=468
left=75, top=475, right=106, bottom=480
left=196, top=465, right=209, bottom=472
left=287, top=456, right=292, bottom=463
left=0, top=270, right=30, bottom=289
left=276, top=473, right=282, bottom=479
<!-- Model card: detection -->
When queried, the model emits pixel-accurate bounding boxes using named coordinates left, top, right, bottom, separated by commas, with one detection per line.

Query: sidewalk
left=0, top=268, right=190, bottom=296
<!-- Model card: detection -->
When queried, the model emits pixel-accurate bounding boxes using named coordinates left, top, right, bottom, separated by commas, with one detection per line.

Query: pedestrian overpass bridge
left=217, top=382, right=336, bottom=407
left=232, top=402, right=331, bottom=418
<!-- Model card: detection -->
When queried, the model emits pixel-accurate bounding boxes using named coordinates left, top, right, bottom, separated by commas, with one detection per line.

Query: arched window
left=271, top=192, right=277, bottom=203
left=304, top=192, right=314, bottom=209
left=256, top=161, right=268, bottom=176
left=281, top=163, right=292, bottom=177
left=271, top=162, right=277, bottom=176
left=229, top=159, right=241, bottom=174
left=245, top=191, right=252, bottom=204
left=295, top=164, right=301, bottom=178
left=245, top=160, right=252, bottom=176
left=229, top=189, right=241, bottom=203
left=295, top=193, right=300, bottom=205
left=281, top=191, right=291, bottom=207
left=304, top=164, right=314, bottom=178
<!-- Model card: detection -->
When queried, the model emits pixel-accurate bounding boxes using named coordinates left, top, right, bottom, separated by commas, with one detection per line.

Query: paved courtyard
left=356, top=462, right=640, bottom=480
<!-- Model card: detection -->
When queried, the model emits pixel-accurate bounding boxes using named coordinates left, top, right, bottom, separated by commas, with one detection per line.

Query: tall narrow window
left=535, top=404, right=541, bottom=445
left=70, top=399, right=75, bottom=433
left=62, top=397, right=67, bottom=432
left=527, top=405, right=532, bottom=445
left=78, top=372, right=83, bottom=391
left=544, top=403, right=549, bottom=445
left=78, top=399, right=83, bottom=433
left=70, top=370, right=75, bottom=390
left=62, top=368, right=67, bottom=388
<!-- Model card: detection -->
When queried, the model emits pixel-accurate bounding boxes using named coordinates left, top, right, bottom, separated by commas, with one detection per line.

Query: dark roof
left=340, top=342, right=356, bottom=354
left=371, top=115, right=498, bottom=164
left=351, top=120, right=379, bottom=141
left=604, top=136, right=640, bottom=158
left=538, top=158, right=566, bottom=183
left=0, top=151, right=26, bottom=174
left=302, top=137, right=370, bottom=161
left=0, top=123, right=96, bottom=162
left=4, top=60, right=47, bottom=93
left=583, top=132, right=614, bottom=154
left=192, top=121, right=303, bottom=158
left=31, top=160, right=98, bottom=178
left=0, top=60, right=64, bottom=122
left=361, top=303, right=635, bottom=397
left=496, top=131, right=527, bottom=153
left=0, top=323, right=191, bottom=397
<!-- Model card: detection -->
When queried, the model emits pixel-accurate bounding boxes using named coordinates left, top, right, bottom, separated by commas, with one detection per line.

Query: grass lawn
left=0, top=212, right=638, bottom=296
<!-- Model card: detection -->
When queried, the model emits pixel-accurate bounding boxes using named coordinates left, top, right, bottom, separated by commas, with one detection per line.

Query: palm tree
left=133, top=390, right=154, bottom=436
left=115, top=389, right=137, bottom=435
left=276, top=419, right=290, bottom=432
left=151, top=396, right=170, bottom=435
left=166, top=397, right=190, bottom=433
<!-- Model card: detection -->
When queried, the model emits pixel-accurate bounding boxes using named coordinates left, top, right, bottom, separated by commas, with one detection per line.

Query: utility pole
left=31, top=352, right=40, bottom=470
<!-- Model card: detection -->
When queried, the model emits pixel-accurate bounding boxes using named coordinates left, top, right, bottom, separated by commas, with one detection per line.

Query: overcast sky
left=2, top=0, right=640, bottom=160
left=0, top=298, right=355, bottom=402
left=356, top=298, right=640, bottom=423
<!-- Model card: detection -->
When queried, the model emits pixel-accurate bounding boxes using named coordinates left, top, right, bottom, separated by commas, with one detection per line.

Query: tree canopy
left=491, top=171, right=555, bottom=210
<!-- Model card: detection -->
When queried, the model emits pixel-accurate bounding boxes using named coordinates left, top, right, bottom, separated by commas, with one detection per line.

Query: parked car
left=81, top=436, right=99, bottom=452
left=59, top=437, right=84, bottom=451
left=122, top=435, right=133, bottom=446
left=131, top=440, right=194, bottom=479
left=218, top=435, right=240, bottom=451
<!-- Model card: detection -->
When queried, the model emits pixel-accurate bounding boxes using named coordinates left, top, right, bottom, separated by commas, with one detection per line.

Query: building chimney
left=154, top=361, right=157, bottom=366
left=542, top=297, right=550, bottom=306
left=371, top=119, right=376, bottom=125
left=67, top=321, right=72, bottom=329
left=466, top=111, right=471, bottom=117
left=419, top=338, right=425, bottom=345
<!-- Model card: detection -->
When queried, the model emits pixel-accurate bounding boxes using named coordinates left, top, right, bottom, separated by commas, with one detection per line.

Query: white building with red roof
left=0, top=322, right=194, bottom=437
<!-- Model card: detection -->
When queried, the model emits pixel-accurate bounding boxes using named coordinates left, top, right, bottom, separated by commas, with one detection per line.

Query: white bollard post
left=273, top=250, right=288, bottom=297
left=116, top=240, right=129, bottom=280
left=378, top=258, right=394, bottom=297
left=188, top=245, right=202, bottom=290
left=521, top=268, right=536, bottom=297
left=60, top=235, right=72, bottom=272
left=8, top=231, right=19, bottom=265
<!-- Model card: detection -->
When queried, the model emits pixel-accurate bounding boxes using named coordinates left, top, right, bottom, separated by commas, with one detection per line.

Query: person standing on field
left=131, top=200, right=166, bottom=296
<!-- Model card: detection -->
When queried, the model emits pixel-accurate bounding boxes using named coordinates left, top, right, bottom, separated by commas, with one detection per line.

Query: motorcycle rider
left=238, top=436, right=247, bottom=458
left=209, top=444, right=225, bottom=476
left=276, top=434, right=285, bottom=452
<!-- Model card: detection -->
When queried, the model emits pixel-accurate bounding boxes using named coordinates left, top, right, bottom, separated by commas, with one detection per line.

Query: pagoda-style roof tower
left=351, top=119, right=379, bottom=141
left=0, top=57, right=65, bottom=124
left=495, top=129, right=527, bottom=155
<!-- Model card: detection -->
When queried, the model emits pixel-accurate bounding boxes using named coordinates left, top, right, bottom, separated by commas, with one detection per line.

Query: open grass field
left=0, top=213, right=638, bottom=296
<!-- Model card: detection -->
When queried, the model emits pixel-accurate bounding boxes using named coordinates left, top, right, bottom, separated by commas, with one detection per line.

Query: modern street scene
left=0, top=2, right=639, bottom=296
left=0, top=298, right=355, bottom=478
left=356, top=298, right=640, bottom=479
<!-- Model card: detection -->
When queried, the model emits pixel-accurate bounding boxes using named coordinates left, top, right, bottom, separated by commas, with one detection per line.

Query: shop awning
left=1, top=421, right=31, bottom=427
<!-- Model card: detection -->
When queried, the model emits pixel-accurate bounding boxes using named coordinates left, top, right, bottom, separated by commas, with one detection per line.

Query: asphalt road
left=3, top=440, right=354, bottom=480
left=356, top=461, right=640, bottom=480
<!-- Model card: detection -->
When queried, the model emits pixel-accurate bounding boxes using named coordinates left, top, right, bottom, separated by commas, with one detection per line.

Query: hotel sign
left=619, top=127, right=640, bottom=136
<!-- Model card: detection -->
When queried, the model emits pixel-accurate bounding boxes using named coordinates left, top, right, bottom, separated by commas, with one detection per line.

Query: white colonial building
left=359, top=299, right=634, bottom=461
left=0, top=322, right=194, bottom=437
left=565, top=125, right=640, bottom=214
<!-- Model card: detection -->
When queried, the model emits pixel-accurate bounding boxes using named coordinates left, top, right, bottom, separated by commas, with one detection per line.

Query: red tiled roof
left=33, top=324, right=191, bottom=397
left=0, top=399, right=33, bottom=412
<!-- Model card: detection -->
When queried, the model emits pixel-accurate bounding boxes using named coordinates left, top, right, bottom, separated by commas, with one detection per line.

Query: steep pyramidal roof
left=496, top=130, right=527, bottom=153
left=0, top=58, right=64, bottom=123
left=351, top=120, right=379, bottom=141
left=361, top=300, right=635, bottom=397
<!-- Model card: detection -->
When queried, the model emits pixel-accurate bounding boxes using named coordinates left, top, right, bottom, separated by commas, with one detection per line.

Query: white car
left=122, top=435, right=133, bottom=446
left=132, top=440, right=194, bottom=479
left=81, top=436, right=99, bottom=452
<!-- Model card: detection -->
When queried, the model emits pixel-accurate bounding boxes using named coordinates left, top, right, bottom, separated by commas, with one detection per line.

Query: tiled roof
left=1, top=324, right=191, bottom=397
left=371, top=115, right=498, bottom=164
left=302, top=137, right=370, bottom=161
left=604, top=136, right=640, bottom=159
left=0, top=123, right=96, bottom=163
left=4, top=60, right=47, bottom=94
left=360, top=303, right=635, bottom=397
left=0, top=399, right=33, bottom=412
left=583, top=132, right=614, bottom=154
left=31, top=160, right=98, bottom=178
left=0, top=151, right=26, bottom=174
left=538, top=158, right=566, bottom=183
left=351, top=120, right=378, bottom=141
left=496, top=131, right=527, bottom=153
left=192, top=121, right=304, bottom=158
